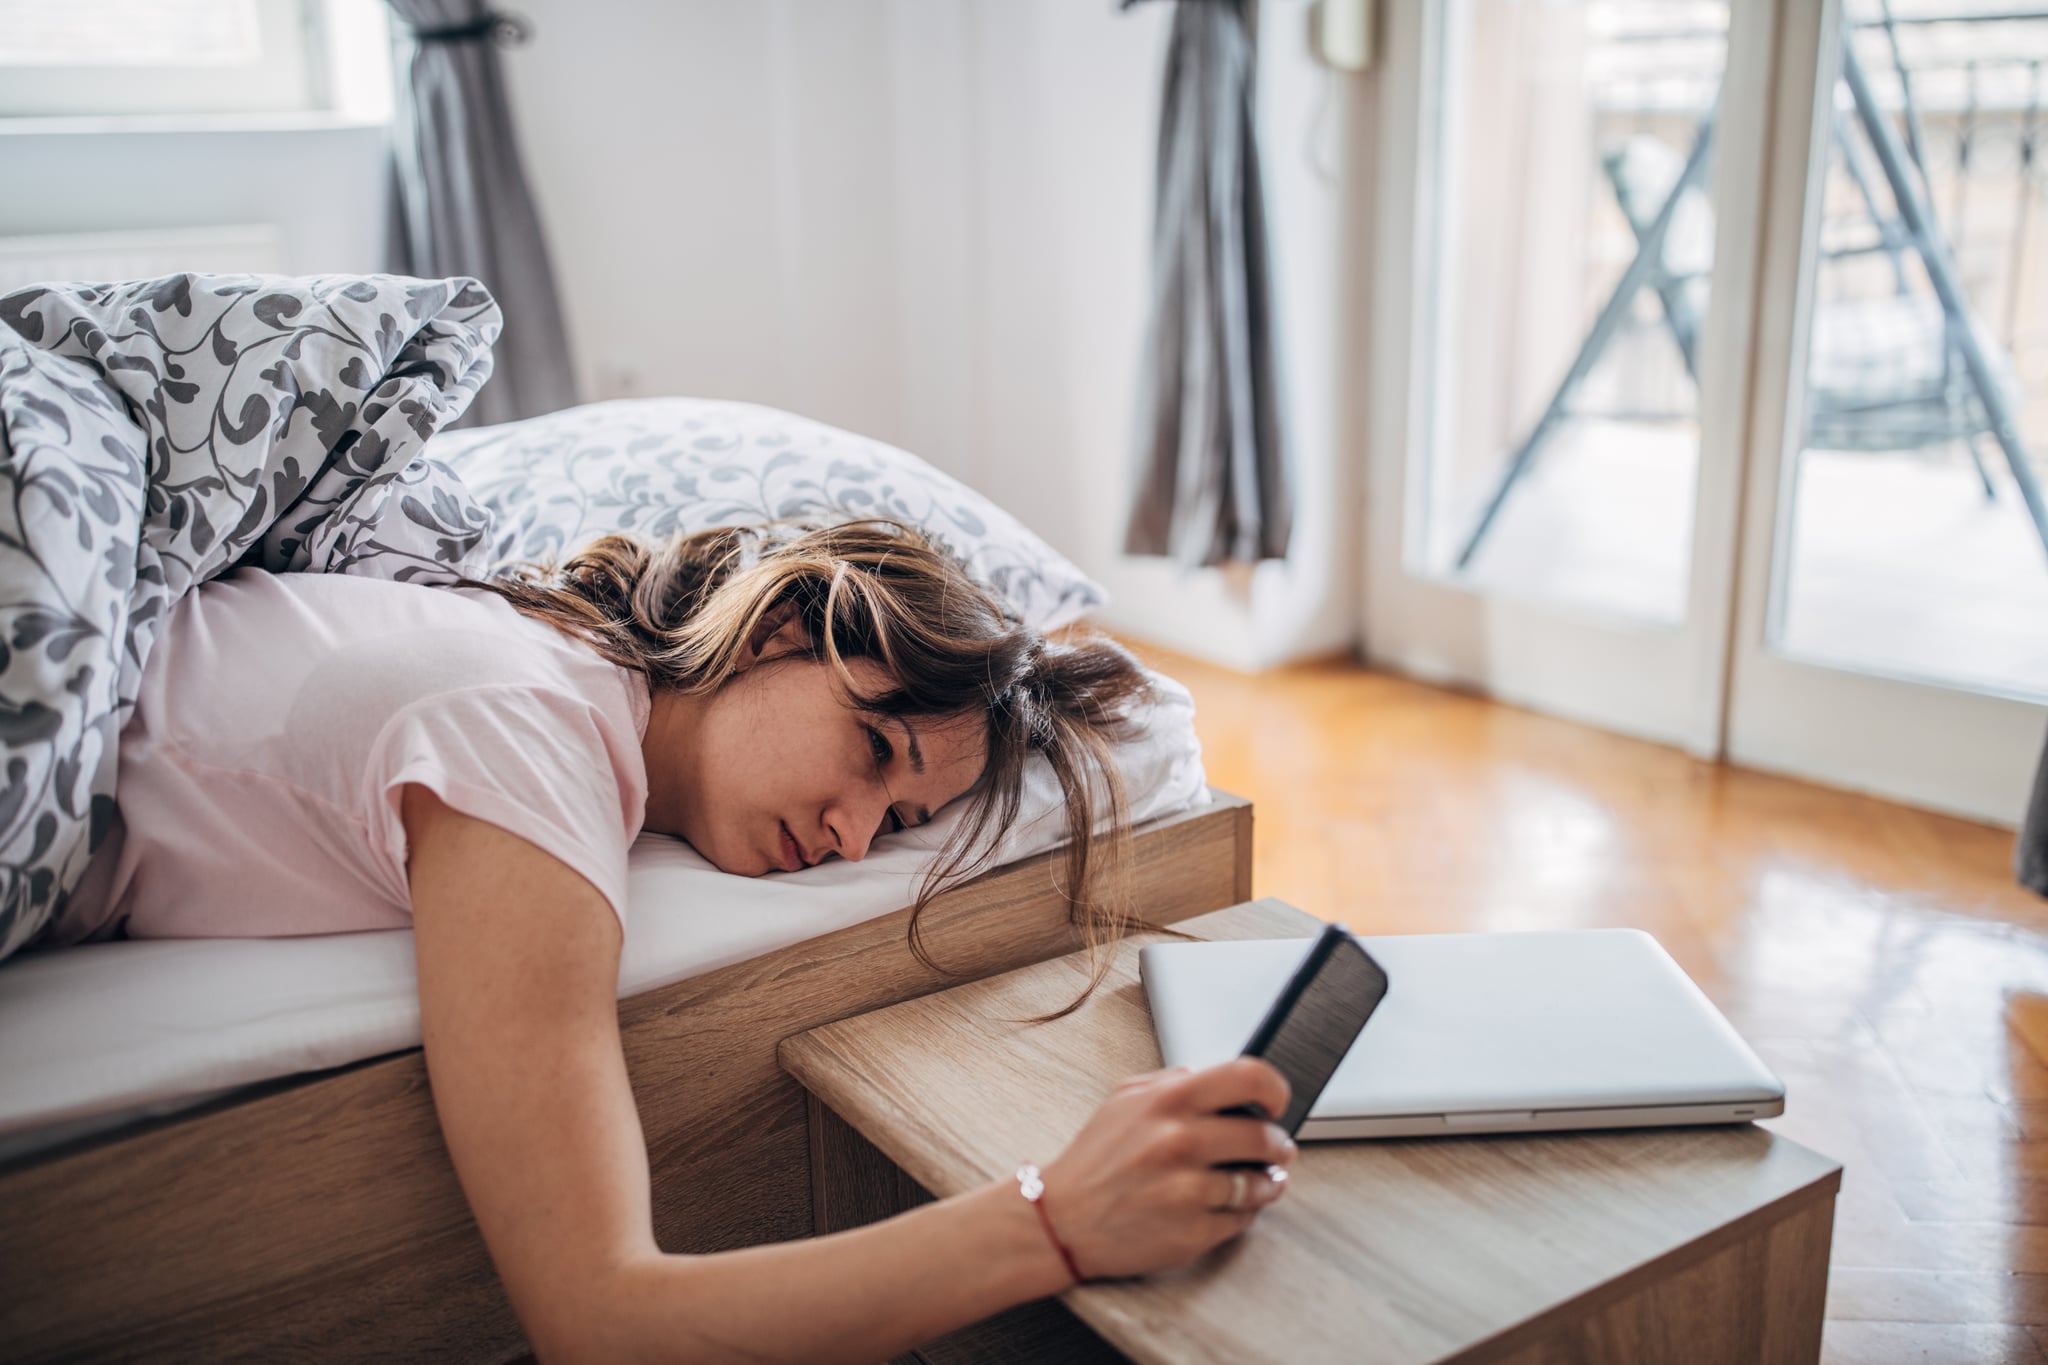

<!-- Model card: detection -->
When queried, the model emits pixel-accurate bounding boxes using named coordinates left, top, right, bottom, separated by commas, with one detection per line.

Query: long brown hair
left=455, top=520, right=1159, bottom=1012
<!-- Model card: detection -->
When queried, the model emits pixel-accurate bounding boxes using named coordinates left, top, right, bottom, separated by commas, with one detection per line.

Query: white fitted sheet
left=0, top=678, right=1208, bottom=1163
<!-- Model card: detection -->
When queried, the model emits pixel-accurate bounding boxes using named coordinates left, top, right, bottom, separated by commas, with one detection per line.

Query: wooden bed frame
left=0, top=790, right=1252, bottom=1362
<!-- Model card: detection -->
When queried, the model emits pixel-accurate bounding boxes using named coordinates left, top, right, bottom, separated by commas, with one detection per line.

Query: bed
left=0, top=789, right=1252, bottom=1362
left=0, top=277, right=1238, bottom=1360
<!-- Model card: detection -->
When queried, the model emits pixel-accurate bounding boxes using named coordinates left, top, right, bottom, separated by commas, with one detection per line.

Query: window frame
left=0, top=0, right=393, bottom=123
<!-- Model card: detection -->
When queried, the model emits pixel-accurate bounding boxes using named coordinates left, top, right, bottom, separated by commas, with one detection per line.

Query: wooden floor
left=1121, top=639, right=2047, bottom=1365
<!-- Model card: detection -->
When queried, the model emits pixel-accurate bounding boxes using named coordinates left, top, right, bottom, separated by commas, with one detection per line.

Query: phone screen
left=1233, top=925, right=1390, bottom=1136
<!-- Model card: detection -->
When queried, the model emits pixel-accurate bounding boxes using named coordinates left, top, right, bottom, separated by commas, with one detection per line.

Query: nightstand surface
left=780, top=897, right=1841, bottom=1365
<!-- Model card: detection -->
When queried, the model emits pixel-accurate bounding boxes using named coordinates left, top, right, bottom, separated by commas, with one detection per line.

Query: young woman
left=49, top=520, right=1294, bottom=1363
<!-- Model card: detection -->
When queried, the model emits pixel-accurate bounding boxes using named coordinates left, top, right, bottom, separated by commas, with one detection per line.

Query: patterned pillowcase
left=429, top=397, right=1108, bottom=631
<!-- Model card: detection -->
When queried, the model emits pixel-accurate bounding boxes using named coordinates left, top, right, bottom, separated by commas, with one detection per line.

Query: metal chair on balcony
left=1453, top=23, right=2048, bottom=571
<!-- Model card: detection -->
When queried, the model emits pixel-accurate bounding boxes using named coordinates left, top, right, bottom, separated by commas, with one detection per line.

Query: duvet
left=0, top=273, right=503, bottom=962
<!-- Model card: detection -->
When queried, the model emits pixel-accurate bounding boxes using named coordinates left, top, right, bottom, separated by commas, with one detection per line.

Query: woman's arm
left=402, top=785, right=1292, bottom=1365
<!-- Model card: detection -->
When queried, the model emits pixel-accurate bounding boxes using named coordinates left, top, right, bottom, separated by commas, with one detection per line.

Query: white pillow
left=431, top=397, right=1108, bottom=631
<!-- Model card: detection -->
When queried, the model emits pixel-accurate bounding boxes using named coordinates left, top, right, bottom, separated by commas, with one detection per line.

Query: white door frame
left=1362, top=0, right=1782, bottom=757
left=1723, top=0, right=2048, bottom=825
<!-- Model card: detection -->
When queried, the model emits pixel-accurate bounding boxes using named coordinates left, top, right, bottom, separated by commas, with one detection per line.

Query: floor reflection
left=1121, top=640, right=2048, bottom=1364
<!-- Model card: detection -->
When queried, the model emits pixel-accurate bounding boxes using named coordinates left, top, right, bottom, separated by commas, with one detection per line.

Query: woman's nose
left=824, top=797, right=883, bottom=863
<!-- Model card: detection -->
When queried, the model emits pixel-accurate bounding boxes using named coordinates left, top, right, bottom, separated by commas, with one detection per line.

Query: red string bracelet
left=1014, top=1163, right=1084, bottom=1286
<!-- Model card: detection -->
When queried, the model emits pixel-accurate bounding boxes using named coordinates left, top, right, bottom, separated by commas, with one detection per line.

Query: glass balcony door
left=1725, top=0, right=2047, bottom=823
left=1365, top=0, right=1780, bottom=754
left=1365, top=0, right=2046, bottom=823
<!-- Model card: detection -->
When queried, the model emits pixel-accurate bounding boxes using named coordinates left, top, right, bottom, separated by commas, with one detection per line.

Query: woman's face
left=646, top=629, right=989, bottom=877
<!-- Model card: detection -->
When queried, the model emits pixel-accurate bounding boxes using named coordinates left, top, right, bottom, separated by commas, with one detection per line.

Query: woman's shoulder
left=188, top=568, right=573, bottom=662
left=192, top=565, right=506, bottom=619
left=155, top=569, right=647, bottom=747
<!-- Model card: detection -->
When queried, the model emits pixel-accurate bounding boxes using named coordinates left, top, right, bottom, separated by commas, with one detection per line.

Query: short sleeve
left=369, top=684, right=639, bottom=932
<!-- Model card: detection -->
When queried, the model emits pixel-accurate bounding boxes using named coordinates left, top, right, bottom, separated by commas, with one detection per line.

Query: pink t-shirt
left=50, top=569, right=651, bottom=945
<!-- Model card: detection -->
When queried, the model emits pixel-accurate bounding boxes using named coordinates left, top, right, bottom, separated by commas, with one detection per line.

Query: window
left=0, top=0, right=391, bottom=121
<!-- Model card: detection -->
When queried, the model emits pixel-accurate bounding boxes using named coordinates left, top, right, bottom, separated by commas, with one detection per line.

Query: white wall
left=0, top=3, right=396, bottom=274
left=0, top=2, right=1367, bottom=673
left=0, top=121, right=393, bottom=276
left=504, top=0, right=1368, bottom=671
left=1095, top=2, right=1371, bottom=669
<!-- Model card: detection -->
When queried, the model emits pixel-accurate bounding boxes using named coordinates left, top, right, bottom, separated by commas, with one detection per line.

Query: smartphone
left=1223, top=924, right=1390, bottom=1138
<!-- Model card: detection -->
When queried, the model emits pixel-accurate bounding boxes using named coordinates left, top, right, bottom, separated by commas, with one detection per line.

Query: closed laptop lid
left=1140, top=929, right=1783, bottom=1120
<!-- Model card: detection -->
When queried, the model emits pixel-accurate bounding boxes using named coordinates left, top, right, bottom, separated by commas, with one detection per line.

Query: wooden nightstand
left=780, top=897, right=1842, bottom=1364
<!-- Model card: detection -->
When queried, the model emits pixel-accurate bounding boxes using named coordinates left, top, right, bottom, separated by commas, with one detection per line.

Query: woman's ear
left=744, top=602, right=810, bottom=665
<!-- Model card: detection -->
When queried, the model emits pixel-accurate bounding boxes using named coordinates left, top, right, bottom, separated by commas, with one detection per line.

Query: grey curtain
left=1124, top=0, right=1291, bottom=569
left=2021, top=733, right=2048, bottom=896
left=386, top=3, right=577, bottom=425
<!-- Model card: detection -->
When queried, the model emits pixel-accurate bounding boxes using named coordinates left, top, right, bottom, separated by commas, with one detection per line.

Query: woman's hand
left=1036, top=1058, right=1296, bottom=1281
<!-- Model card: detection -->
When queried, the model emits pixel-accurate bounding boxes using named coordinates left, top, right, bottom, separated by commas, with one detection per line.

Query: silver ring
left=1226, top=1170, right=1249, bottom=1212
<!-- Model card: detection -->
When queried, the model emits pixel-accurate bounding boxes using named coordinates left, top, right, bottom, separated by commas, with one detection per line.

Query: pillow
left=429, top=397, right=1108, bottom=631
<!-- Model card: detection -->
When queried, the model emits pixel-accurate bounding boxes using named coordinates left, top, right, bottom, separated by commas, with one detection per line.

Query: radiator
left=0, top=225, right=284, bottom=294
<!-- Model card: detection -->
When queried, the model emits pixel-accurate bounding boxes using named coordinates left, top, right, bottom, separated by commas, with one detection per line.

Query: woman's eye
left=866, top=725, right=892, bottom=769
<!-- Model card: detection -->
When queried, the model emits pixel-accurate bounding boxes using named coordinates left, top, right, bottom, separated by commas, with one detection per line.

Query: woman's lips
left=779, top=821, right=805, bottom=873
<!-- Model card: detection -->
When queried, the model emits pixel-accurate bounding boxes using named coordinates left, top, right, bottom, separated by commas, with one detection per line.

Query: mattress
left=0, top=677, right=1208, bottom=1164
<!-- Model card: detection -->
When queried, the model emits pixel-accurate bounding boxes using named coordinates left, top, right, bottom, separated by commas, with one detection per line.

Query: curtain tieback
left=409, top=10, right=532, bottom=46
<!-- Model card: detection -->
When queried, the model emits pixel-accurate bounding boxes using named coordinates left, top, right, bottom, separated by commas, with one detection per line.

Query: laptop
left=1141, top=929, right=1784, bottom=1139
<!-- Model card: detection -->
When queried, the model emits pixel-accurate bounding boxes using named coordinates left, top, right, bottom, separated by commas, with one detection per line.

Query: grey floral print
left=0, top=274, right=502, bottom=962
